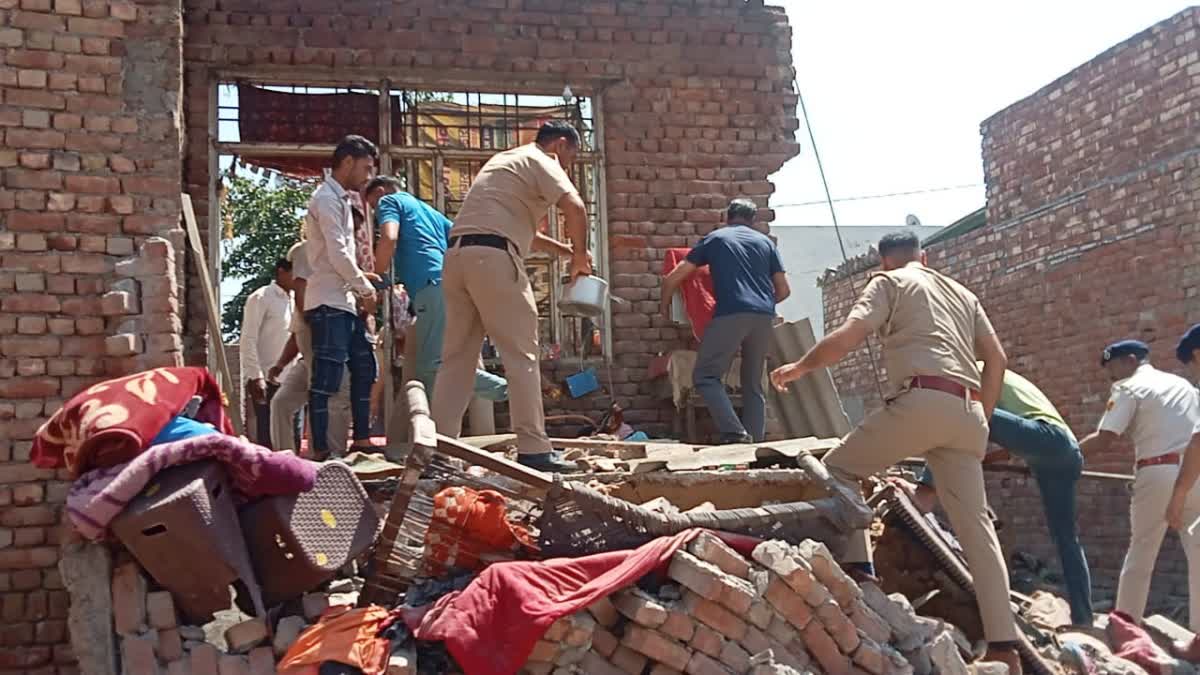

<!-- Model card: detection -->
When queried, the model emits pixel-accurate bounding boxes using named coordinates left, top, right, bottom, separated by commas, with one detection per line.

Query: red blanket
left=1107, top=611, right=1176, bottom=675
left=32, top=367, right=233, bottom=477
left=410, top=530, right=757, bottom=675
left=663, top=248, right=716, bottom=340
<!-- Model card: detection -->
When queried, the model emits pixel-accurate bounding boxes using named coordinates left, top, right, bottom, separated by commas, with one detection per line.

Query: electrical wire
left=773, top=182, right=982, bottom=209
left=793, top=78, right=888, bottom=405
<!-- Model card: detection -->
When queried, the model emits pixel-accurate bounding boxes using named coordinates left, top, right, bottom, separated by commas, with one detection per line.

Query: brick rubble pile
left=109, top=556, right=373, bottom=675
left=520, top=533, right=971, bottom=675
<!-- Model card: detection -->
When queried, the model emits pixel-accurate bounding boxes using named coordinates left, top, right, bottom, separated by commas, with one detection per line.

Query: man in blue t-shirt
left=365, top=177, right=508, bottom=403
left=661, top=199, right=790, bottom=444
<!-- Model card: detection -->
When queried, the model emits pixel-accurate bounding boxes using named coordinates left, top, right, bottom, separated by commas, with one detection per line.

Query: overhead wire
left=793, top=77, right=888, bottom=406
left=772, top=182, right=982, bottom=209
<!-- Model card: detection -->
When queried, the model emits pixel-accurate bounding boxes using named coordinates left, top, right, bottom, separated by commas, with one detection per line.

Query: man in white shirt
left=303, top=135, right=381, bottom=459
left=268, top=240, right=351, bottom=453
left=240, top=258, right=296, bottom=448
left=1079, top=340, right=1200, bottom=646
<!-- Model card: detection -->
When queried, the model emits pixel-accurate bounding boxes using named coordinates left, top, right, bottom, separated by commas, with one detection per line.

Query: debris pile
left=520, top=532, right=972, bottom=675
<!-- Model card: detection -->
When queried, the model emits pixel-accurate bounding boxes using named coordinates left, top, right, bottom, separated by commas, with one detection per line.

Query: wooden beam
left=181, top=193, right=244, bottom=434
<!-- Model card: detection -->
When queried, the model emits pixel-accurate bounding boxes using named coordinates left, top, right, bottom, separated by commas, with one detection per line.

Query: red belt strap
left=1135, top=452, right=1181, bottom=470
left=908, top=375, right=982, bottom=402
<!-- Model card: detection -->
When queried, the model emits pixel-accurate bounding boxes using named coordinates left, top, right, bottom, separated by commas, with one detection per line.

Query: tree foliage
left=220, top=173, right=313, bottom=341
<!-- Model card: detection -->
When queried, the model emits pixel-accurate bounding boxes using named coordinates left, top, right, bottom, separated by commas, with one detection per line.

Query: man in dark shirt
left=661, top=199, right=790, bottom=443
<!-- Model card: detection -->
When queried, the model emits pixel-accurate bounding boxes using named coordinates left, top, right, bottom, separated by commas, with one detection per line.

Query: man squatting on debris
left=1079, top=337, right=1200, bottom=661
left=770, top=230, right=1024, bottom=674
left=660, top=198, right=790, bottom=444
left=906, top=364, right=1094, bottom=627
left=431, top=121, right=592, bottom=473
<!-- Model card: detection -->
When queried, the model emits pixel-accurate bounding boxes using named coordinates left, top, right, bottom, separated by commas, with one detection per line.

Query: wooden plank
left=434, top=434, right=555, bottom=493
left=181, top=193, right=243, bottom=434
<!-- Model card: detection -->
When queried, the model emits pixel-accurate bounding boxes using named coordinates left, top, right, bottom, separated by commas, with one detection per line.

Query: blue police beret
left=1177, top=324, right=1200, bottom=364
left=1101, top=340, right=1150, bottom=366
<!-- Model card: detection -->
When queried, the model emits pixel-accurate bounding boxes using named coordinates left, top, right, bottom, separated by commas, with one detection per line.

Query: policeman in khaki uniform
left=771, top=231, right=1022, bottom=673
left=1080, top=339, right=1200, bottom=660
left=432, top=121, right=592, bottom=473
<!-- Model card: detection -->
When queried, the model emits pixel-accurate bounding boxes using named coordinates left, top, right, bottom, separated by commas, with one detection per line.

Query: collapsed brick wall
left=0, top=1, right=189, bottom=671
left=181, top=0, right=801, bottom=432
left=819, top=7, right=1200, bottom=614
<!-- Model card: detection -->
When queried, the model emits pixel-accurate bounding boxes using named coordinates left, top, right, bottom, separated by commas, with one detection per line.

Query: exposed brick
left=683, top=592, right=747, bottom=643
left=752, top=542, right=816, bottom=597
left=622, top=625, right=690, bottom=671
left=763, top=577, right=812, bottom=631
left=613, top=588, right=669, bottom=628
left=684, top=651, right=728, bottom=675
left=661, top=608, right=695, bottom=642
left=146, top=591, right=176, bottom=630
left=120, top=633, right=157, bottom=675
left=158, top=628, right=183, bottom=662
left=815, top=600, right=860, bottom=654
left=688, top=532, right=751, bottom=579
left=111, top=561, right=147, bottom=635
left=190, top=643, right=220, bottom=675
left=610, top=645, right=648, bottom=675
left=802, top=620, right=850, bottom=675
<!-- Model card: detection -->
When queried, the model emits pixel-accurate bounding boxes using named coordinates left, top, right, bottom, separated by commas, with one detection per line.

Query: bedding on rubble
left=66, top=433, right=317, bottom=540
left=32, top=366, right=233, bottom=476
left=278, top=605, right=397, bottom=675
left=423, top=486, right=537, bottom=577
left=410, top=529, right=756, bottom=675
left=663, top=248, right=716, bottom=341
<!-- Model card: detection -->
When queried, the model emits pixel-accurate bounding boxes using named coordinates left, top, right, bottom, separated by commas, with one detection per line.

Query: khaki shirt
left=848, top=263, right=994, bottom=397
left=451, top=143, right=578, bottom=258
left=1098, top=363, right=1200, bottom=461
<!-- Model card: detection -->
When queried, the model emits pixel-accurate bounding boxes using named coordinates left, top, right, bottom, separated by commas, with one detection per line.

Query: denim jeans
left=920, top=409, right=1093, bottom=624
left=306, top=306, right=376, bottom=456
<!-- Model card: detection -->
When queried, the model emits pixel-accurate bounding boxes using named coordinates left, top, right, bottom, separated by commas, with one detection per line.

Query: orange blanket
left=31, top=367, right=232, bottom=477
left=424, top=487, right=536, bottom=577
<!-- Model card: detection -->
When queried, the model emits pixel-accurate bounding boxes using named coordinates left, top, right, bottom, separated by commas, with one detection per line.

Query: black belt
left=449, top=234, right=511, bottom=251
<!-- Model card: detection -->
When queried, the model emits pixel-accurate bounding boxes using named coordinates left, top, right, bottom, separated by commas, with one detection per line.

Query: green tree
left=220, top=173, right=313, bottom=341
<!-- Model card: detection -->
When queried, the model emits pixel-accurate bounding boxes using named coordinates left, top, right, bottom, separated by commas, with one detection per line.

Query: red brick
left=6, top=129, right=65, bottom=149
left=683, top=592, right=747, bottom=643
left=112, top=561, right=147, bottom=635
left=0, top=547, right=58, bottom=569
left=121, top=633, right=157, bottom=675
left=763, top=577, right=812, bottom=631
left=613, top=588, right=669, bottom=628
left=688, top=531, right=752, bottom=579
left=11, top=10, right=65, bottom=31
left=622, top=625, right=689, bottom=671
left=802, top=620, right=850, bottom=675
left=68, top=16, right=124, bottom=36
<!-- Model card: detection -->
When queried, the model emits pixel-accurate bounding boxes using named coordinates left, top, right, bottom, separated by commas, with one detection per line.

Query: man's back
left=451, top=143, right=575, bottom=257
left=1101, top=364, right=1200, bottom=459
left=852, top=264, right=989, bottom=395
left=685, top=225, right=782, bottom=317
left=377, top=191, right=452, bottom=292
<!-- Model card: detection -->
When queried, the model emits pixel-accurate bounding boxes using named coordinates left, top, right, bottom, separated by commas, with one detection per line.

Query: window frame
left=209, top=75, right=612, bottom=364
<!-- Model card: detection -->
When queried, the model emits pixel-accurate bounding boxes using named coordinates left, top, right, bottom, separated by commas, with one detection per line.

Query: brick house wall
left=1, top=0, right=189, bottom=671
left=819, top=7, right=1200, bottom=612
left=182, top=0, right=801, bottom=432
left=1, top=1, right=800, bottom=669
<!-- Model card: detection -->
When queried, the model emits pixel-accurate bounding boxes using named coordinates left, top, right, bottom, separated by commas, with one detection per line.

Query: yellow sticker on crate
left=321, top=509, right=337, bottom=528
left=316, top=553, right=328, bottom=566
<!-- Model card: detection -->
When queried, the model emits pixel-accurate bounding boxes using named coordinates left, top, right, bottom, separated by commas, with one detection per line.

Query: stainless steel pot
left=559, top=275, right=609, bottom=317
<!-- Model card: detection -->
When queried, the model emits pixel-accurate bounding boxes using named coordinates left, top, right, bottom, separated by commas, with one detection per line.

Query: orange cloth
left=278, top=605, right=392, bottom=674
left=424, top=486, right=536, bottom=577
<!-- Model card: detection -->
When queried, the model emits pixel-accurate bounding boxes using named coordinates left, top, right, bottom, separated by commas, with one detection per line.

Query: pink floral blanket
left=67, top=433, right=317, bottom=540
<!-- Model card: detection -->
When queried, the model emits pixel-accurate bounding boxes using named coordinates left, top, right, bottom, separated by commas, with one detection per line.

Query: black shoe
left=718, top=432, right=754, bottom=445
left=517, top=452, right=579, bottom=473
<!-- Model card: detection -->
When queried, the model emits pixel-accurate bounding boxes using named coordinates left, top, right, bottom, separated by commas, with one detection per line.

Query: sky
left=769, top=1, right=1194, bottom=230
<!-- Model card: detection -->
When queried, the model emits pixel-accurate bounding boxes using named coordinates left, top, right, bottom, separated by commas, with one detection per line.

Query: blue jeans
left=307, top=306, right=376, bottom=456
left=920, top=409, right=1093, bottom=624
left=410, top=283, right=508, bottom=403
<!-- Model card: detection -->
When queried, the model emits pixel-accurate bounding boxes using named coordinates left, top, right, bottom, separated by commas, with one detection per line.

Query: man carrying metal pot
left=660, top=199, right=791, bottom=444
left=431, top=120, right=591, bottom=473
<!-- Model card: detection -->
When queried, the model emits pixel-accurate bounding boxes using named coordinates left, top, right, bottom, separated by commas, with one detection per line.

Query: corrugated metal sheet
left=767, top=318, right=852, bottom=438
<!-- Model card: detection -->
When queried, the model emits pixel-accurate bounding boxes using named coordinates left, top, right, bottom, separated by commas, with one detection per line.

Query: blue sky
left=770, top=1, right=1193, bottom=229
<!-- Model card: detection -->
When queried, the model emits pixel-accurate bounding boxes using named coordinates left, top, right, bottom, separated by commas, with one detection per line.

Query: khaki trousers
left=823, top=388, right=1018, bottom=642
left=431, top=245, right=551, bottom=455
left=270, top=324, right=350, bottom=453
left=1116, top=464, right=1200, bottom=631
